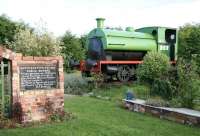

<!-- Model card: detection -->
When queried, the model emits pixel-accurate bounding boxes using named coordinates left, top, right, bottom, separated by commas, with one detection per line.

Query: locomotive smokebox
left=96, top=18, right=105, bottom=28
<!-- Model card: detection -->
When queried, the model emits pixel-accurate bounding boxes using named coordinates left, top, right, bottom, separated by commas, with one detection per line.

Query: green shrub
left=137, top=51, right=200, bottom=109
left=64, top=72, right=91, bottom=95
left=151, top=78, right=173, bottom=100
left=150, top=66, right=179, bottom=100
left=91, top=73, right=104, bottom=89
left=145, top=97, right=170, bottom=107
left=4, top=95, right=11, bottom=117
left=137, top=51, right=170, bottom=84
left=176, top=59, right=200, bottom=108
left=137, top=51, right=172, bottom=100
left=64, top=79, right=88, bottom=95
left=169, top=98, right=182, bottom=108
left=0, top=100, right=20, bottom=129
left=132, top=84, right=150, bottom=100
left=0, top=99, right=3, bottom=120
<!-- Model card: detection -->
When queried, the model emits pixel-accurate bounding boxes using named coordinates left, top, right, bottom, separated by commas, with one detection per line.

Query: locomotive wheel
left=117, top=65, right=131, bottom=82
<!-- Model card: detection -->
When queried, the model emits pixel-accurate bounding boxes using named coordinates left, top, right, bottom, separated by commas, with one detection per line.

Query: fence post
left=1, top=60, right=4, bottom=115
left=8, top=61, right=12, bottom=116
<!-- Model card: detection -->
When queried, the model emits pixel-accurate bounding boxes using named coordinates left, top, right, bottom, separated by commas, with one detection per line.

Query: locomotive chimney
left=96, top=18, right=105, bottom=29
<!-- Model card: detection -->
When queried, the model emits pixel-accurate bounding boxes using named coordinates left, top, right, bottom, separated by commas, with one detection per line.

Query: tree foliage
left=178, top=23, right=200, bottom=74
left=79, top=34, right=87, bottom=49
left=136, top=52, right=174, bottom=100
left=1, top=16, right=86, bottom=71
left=0, top=14, right=31, bottom=48
left=60, top=31, right=85, bottom=71
left=176, top=59, right=200, bottom=108
left=137, top=51, right=170, bottom=84
left=8, top=28, right=61, bottom=56
left=0, top=14, right=18, bottom=46
left=137, top=52, right=200, bottom=108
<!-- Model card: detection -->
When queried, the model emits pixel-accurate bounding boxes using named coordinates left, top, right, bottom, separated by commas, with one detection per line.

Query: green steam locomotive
left=80, top=18, right=178, bottom=82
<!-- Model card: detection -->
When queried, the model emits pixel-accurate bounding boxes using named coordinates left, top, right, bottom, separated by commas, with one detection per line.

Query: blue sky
left=0, top=0, right=200, bottom=36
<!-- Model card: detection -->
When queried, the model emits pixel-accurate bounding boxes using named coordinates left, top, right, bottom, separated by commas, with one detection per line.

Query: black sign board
left=20, top=64, right=58, bottom=90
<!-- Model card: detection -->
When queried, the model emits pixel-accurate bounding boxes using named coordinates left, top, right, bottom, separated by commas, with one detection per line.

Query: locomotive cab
left=136, top=27, right=178, bottom=62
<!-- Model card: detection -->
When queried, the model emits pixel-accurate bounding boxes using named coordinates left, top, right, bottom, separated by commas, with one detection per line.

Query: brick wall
left=0, top=46, right=64, bottom=123
left=12, top=56, right=64, bottom=123
left=124, top=100, right=200, bottom=126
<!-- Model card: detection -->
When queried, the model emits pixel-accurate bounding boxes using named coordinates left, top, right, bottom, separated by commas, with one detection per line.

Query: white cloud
left=0, top=0, right=200, bottom=36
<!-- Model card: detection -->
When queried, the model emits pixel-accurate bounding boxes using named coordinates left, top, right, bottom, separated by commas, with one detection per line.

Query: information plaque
left=20, top=65, right=58, bottom=90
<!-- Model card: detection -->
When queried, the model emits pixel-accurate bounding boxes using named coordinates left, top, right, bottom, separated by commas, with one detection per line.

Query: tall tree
left=178, top=23, right=200, bottom=73
left=60, top=31, right=85, bottom=71
left=0, top=14, right=18, bottom=47
left=0, top=14, right=31, bottom=49
left=79, top=34, right=87, bottom=49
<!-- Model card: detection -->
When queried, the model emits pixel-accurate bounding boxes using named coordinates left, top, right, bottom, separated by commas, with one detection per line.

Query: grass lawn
left=0, top=96, right=200, bottom=136
left=92, top=83, right=150, bottom=101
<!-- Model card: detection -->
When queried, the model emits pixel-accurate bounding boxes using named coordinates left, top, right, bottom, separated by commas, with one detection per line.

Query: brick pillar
left=11, top=56, right=64, bottom=123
